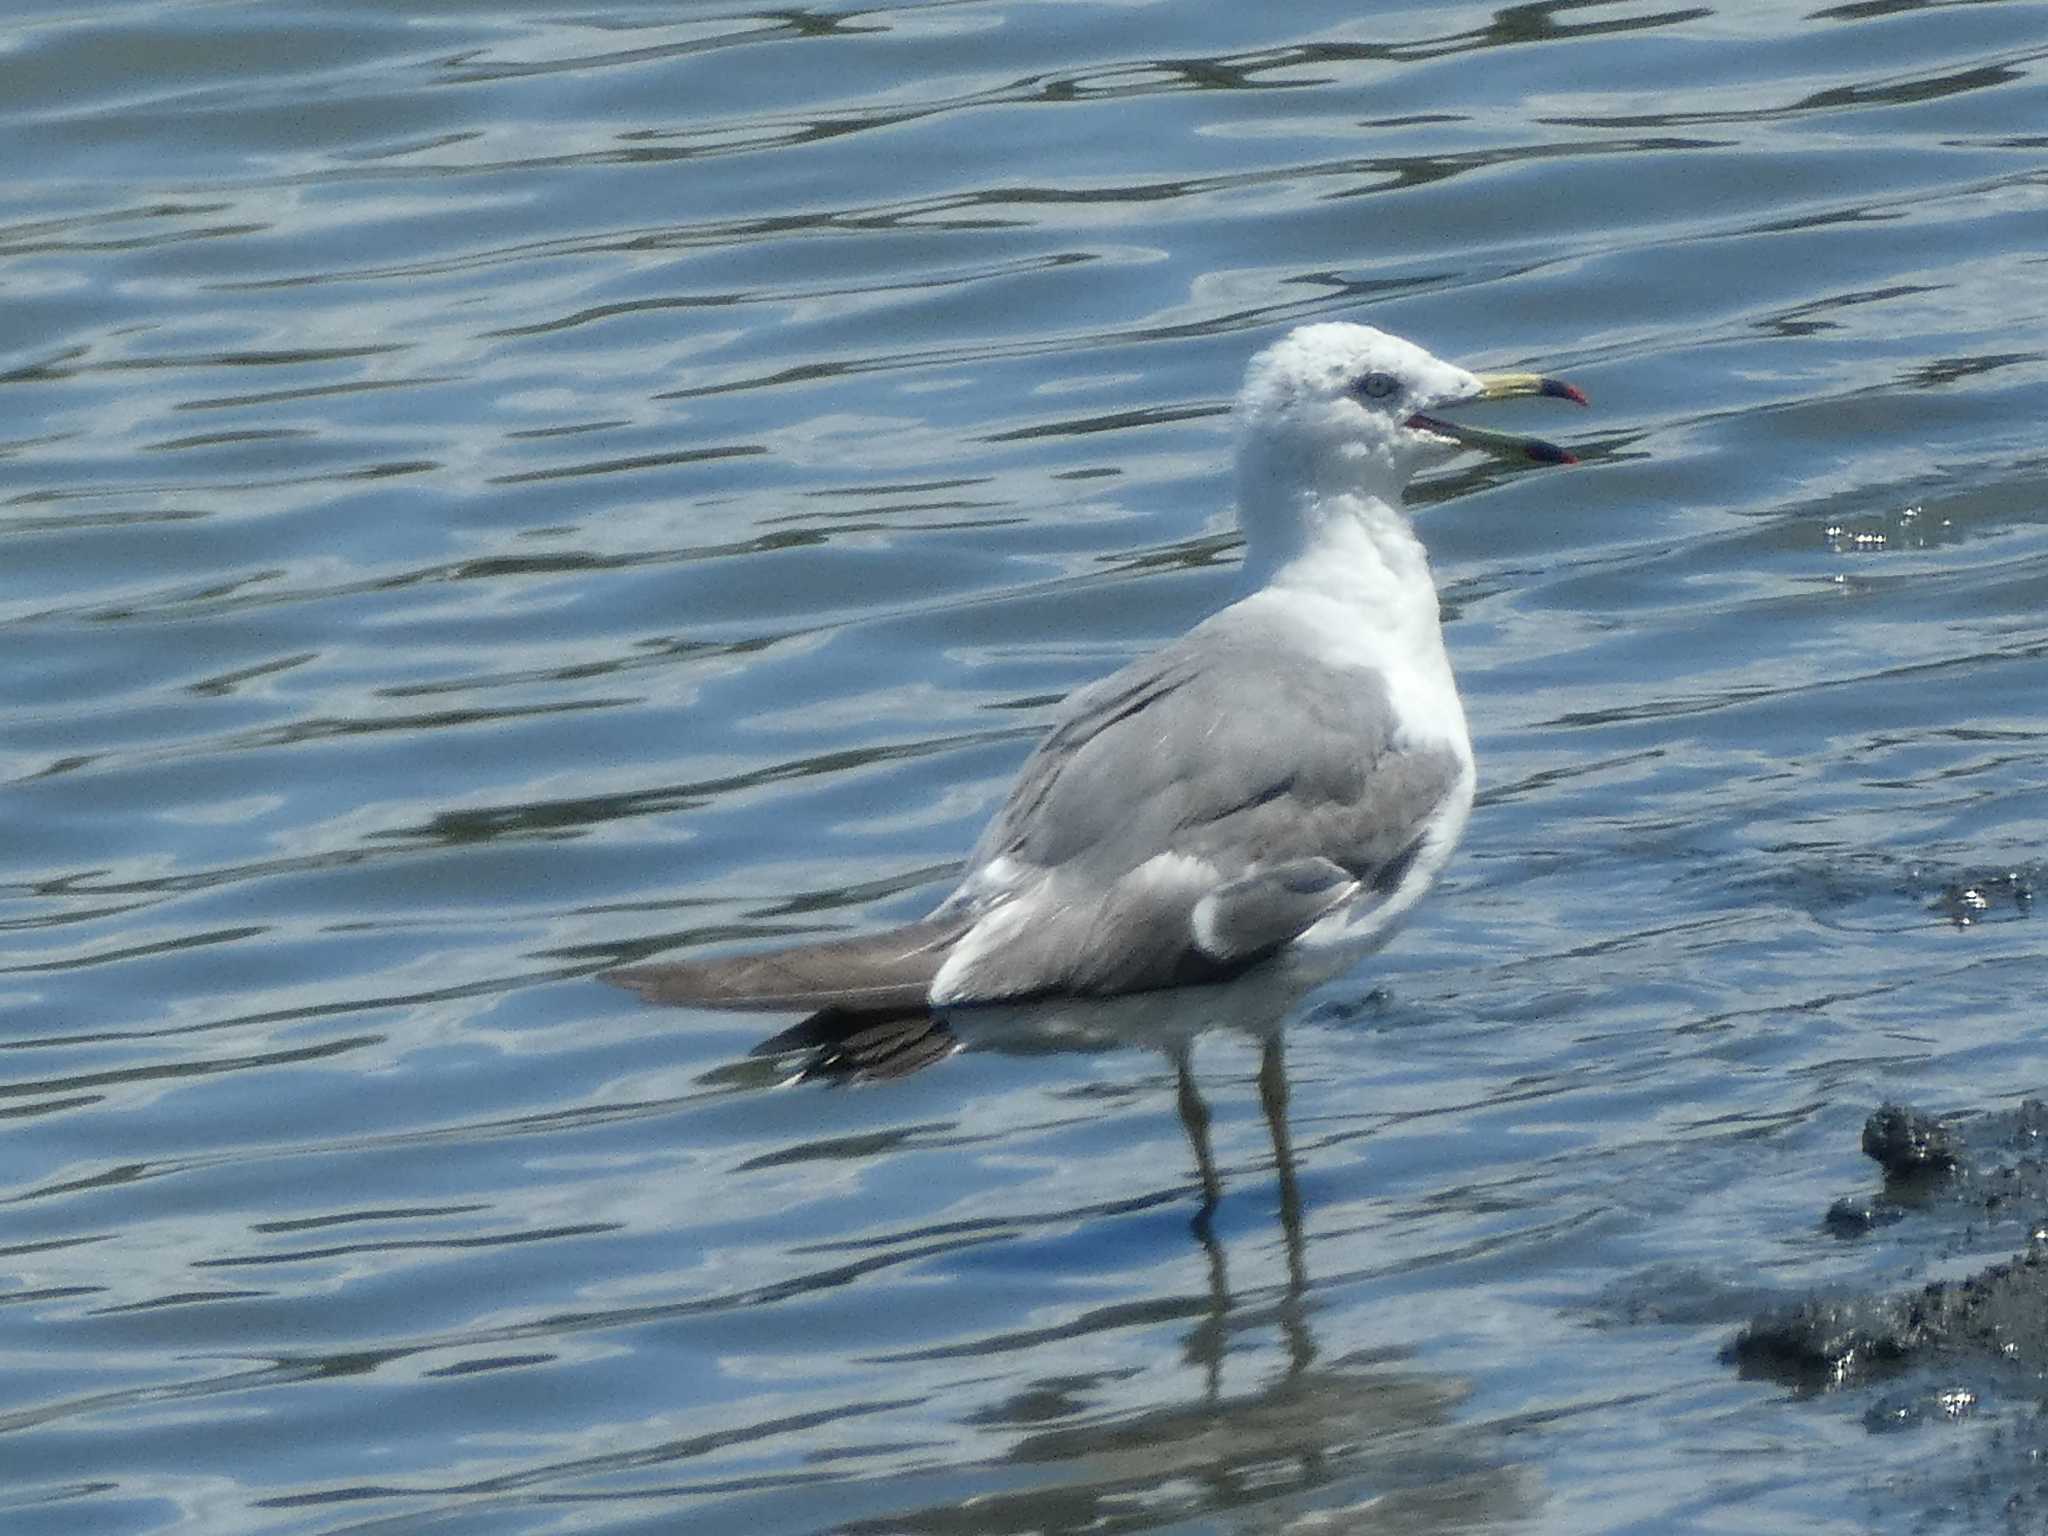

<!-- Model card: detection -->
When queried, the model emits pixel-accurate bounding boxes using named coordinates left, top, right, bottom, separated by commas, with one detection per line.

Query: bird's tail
left=603, top=917, right=969, bottom=1015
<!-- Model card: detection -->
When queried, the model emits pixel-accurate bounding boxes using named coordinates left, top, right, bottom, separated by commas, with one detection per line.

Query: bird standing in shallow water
left=610, top=323, right=1587, bottom=1015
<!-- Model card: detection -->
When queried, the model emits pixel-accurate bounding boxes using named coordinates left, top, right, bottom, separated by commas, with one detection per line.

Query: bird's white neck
left=1232, top=485, right=1468, bottom=770
left=1235, top=487, right=1439, bottom=625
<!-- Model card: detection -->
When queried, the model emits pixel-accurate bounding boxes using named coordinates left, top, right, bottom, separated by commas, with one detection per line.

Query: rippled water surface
left=8, top=1, right=2048, bottom=1531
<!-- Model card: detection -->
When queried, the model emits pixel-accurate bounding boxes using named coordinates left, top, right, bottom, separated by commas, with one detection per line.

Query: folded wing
left=928, top=605, right=1465, bottom=1001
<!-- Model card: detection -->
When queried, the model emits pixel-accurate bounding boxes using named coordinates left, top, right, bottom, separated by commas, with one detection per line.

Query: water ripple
left=7, top=0, right=2048, bottom=1531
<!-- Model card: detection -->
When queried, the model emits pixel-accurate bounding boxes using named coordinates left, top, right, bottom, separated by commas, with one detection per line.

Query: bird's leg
left=1259, top=1033, right=1317, bottom=1379
left=1175, top=1040, right=1225, bottom=1227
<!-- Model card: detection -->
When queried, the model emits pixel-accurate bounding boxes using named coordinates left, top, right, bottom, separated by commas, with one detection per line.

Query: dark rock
left=1923, top=867, right=2035, bottom=927
left=2014, top=1098, right=2048, bottom=1148
left=1861, top=1381, right=1983, bottom=1433
left=1728, top=1099, right=2048, bottom=1398
left=1822, top=1195, right=1904, bottom=1239
left=1897, top=1245, right=2048, bottom=1366
left=1724, top=1295, right=1921, bottom=1388
left=1862, top=1103, right=1958, bottom=1178
left=1727, top=1246, right=2048, bottom=1389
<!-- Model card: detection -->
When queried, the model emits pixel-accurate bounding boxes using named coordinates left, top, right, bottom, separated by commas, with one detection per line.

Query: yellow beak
left=1405, top=369, right=1589, bottom=467
left=1474, top=371, right=1590, bottom=407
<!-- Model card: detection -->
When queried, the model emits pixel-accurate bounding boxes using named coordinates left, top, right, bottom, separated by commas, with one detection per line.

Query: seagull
left=609, top=323, right=1586, bottom=1015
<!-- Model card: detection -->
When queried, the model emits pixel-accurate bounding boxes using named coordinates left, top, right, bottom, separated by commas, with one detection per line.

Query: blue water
left=7, top=1, right=2048, bottom=1531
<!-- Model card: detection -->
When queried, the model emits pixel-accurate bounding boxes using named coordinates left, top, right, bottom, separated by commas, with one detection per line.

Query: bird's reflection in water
left=712, top=971, right=1531, bottom=1532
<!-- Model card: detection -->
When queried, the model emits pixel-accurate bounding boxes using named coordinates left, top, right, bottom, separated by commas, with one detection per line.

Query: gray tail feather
left=603, top=917, right=969, bottom=1014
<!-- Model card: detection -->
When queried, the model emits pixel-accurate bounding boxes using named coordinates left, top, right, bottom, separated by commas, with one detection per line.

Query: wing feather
left=932, top=605, right=1466, bottom=1001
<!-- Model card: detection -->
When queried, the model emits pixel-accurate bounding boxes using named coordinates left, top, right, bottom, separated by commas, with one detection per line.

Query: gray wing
left=933, top=606, right=1465, bottom=999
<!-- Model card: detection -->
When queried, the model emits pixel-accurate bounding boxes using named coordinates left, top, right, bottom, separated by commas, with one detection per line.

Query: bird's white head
left=1230, top=322, right=1584, bottom=587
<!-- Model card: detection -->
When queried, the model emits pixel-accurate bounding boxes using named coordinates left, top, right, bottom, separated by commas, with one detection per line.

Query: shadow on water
left=669, top=971, right=1535, bottom=1531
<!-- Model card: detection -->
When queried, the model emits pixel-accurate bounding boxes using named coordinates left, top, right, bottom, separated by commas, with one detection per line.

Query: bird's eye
left=1354, top=371, right=1400, bottom=400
